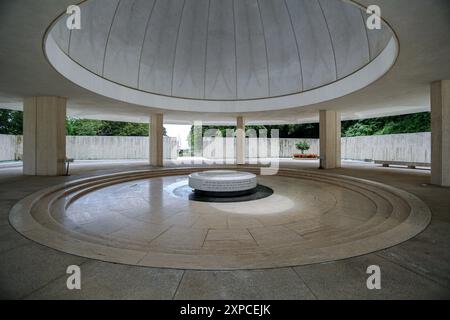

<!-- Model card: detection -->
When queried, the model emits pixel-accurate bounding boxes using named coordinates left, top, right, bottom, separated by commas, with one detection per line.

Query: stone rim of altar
left=188, top=170, right=258, bottom=195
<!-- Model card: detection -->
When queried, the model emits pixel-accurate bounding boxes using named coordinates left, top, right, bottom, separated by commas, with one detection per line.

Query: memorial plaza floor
left=0, top=159, right=449, bottom=299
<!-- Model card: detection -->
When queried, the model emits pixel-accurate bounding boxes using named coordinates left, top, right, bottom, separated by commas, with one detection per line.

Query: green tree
left=65, top=118, right=163, bottom=136
left=295, top=141, right=311, bottom=154
left=342, top=112, right=430, bottom=137
left=118, top=122, right=149, bottom=136
left=66, top=118, right=103, bottom=136
left=0, top=108, right=431, bottom=138
left=0, top=109, right=23, bottom=135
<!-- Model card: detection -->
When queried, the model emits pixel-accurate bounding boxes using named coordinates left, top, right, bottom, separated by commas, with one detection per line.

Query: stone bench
left=374, top=160, right=431, bottom=169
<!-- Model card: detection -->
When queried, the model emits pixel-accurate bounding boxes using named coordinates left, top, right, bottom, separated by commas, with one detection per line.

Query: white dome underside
left=51, top=0, right=393, bottom=99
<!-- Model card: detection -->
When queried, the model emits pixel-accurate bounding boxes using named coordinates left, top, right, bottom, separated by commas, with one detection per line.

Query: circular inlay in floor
left=9, top=167, right=431, bottom=270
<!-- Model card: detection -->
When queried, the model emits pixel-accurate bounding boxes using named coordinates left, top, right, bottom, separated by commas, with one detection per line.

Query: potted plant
left=295, top=141, right=310, bottom=155
left=293, top=141, right=319, bottom=159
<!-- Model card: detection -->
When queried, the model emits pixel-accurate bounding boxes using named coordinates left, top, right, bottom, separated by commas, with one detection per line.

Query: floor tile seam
left=374, top=251, right=450, bottom=290
left=19, top=259, right=91, bottom=300
left=291, top=267, right=319, bottom=300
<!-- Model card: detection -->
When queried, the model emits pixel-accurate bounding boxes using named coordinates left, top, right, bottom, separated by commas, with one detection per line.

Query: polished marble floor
left=9, top=167, right=430, bottom=270
left=1, top=160, right=449, bottom=299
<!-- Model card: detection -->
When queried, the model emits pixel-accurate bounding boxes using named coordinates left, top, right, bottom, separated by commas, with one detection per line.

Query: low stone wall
left=66, top=136, right=178, bottom=160
left=341, top=133, right=431, bottom=163
left=277, top=138, right=320, bottom=158
left=0, top=134, right=21, bottom=161
left=202, top=137, right=320, bottom=159
left=202, top=133, right=431, bottom=162
left=0, top=135, right=178, bottom=161
left=0, top=132, right=431, bottom=163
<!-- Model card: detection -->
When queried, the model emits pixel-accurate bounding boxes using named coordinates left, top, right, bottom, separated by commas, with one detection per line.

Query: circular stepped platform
left=9, top=167, right=431, bottom=270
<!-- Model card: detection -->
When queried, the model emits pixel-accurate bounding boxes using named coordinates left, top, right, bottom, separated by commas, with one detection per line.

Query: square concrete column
left=431, top=80, right=450, bottom=186
left=236, top=116, right=245, bottom=165
left=319, top=110, right=341, bottom=169
left=23, top=97, right=67, bottom=176
left=192, top=121, right=203, bottom=157
left=150, top=113, right=164, bottom=167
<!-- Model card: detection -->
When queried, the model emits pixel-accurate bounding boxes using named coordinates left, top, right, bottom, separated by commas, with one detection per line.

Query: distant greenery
left=1, top=108, right=430, bottom=139
left=0, top=109, right=166, bottom=136
left=65, top=118, right=156, bottom=136
left=187, top=123, right=318, bottom=148
left=188, top=112, right=431, bottom=146
left=341, top=112, right=430, bottom=137
left=0, top=109, right=23, bottom=135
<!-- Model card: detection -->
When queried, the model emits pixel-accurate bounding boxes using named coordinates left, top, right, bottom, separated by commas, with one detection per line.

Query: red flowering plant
left=293, top=154, right=319, bottom=159
left=293, top=141, right=318, bottom=159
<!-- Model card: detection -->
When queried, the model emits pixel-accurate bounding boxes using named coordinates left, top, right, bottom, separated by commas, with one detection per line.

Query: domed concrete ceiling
left=46, top=0, right=396, bottom=113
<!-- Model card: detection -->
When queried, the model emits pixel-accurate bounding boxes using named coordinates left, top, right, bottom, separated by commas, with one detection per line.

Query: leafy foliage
left=0, top=109, right=167, bottom=136
left=0, top=109, right=23, bottom=135
left=187, top=123, right=319, bottom=148
left=295, top=141, right=311, bottom=154
left=188, top=112, right=430, bottom=145
left=0, top=108, right=430, bottom=139
left=65, top=118, right=153, bottom=136
left=341, top=112, right=430, bottom=137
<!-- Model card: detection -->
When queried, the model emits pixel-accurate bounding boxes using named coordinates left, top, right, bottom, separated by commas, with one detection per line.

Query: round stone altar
left=188, top=170, right=257, bottom=196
